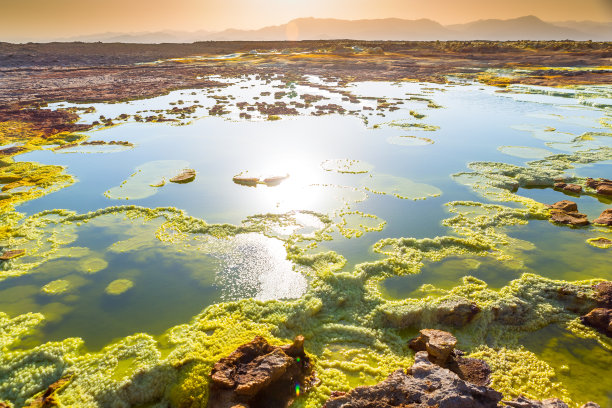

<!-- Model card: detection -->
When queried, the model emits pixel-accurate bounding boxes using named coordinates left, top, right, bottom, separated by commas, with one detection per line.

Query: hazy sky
left=1, top=0, right=611, bottom=41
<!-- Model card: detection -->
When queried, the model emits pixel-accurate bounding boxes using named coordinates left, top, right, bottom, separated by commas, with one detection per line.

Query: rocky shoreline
left=203, top=329, right=605, bottom=408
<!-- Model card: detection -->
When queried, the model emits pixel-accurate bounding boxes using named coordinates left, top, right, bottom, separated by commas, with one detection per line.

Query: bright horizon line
left=9, top=15, right=612, bottom=42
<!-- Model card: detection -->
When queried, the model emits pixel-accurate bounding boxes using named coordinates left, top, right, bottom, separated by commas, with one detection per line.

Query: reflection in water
left=211, top=233, right=306, bottom=301
left=1, top=76, right=611, bottom=405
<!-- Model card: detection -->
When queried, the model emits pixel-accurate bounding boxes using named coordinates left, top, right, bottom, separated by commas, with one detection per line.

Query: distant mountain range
left=53, top=16, right=611, bottom=43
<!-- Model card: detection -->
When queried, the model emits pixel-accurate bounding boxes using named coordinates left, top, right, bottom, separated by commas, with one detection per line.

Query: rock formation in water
left=547, top=200, right=589, bottom=226
left=586, top=178, right=612, bottom=196
left=208, top=335, right=314, bottom=408
left=593, top=209, right=612, bottom=226
left=581, top=281, right=612, bottom=337
left=553, top=182, right=582, bottom=194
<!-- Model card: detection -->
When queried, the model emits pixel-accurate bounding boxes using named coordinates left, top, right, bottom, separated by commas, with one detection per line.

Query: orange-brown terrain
left=1, top=41, right=611, bottom=106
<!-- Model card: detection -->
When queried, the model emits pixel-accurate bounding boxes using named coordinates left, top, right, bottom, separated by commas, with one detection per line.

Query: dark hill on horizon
left=21, top=15, right=612, bottom=43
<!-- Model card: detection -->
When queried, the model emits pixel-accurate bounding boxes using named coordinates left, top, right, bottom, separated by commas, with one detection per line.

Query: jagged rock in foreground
left=408, top=328, right=456, bottom=365
left=209, top=336, right=313, bottom=408
left=503, top=395, right=601, bottom=408
left=409, top=329, right=492, bottom=386
left=323, top=351, right=503, bottom=408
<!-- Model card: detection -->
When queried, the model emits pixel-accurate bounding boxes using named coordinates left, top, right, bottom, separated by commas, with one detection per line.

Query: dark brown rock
left=209, top=336, right=314, bottom=408
left=323, top=351, right=503, bottom=408
left=0, top=108, right=90, bottom=138
left=549, top=209, right=589, bottom=226
left=593, top=209, right=612, bottom=226
left=0, top=146, right=26, bottom=156
left=593, top=281, right=612, bottom=307
left=548, top=200, right=578, bottom=212
left=580, top=308, right=612, bottom=337
left=596, top=185, right=612, bottom=196
left=586, top=178, right=597, bottom=188
left=0, top=249, right=25, bottom=261
left=554, top=183, right=582, bottom=194
left=446, top=353, right=492, bottom=387
left=586, top=178, right=612, bottom=196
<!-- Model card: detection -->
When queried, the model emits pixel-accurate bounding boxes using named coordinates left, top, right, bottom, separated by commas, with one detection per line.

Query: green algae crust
left=41, top=280, right=71, bottom=295
left=2, top=83, right=612, bottom=408
left=105, top=279, right=134, bottom=295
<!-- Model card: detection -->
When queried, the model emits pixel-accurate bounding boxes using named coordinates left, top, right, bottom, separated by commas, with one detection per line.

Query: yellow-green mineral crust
left=105, top=279, right=134, bottom=295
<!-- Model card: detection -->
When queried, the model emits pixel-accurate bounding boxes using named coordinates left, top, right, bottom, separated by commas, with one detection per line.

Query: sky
left=1, top=0, right=611, bottom=41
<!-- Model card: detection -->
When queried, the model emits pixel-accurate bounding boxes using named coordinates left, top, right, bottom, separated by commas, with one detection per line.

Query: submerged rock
left=209, top=336, right=313, bottom=408
left=323, top=351, right=502, bottom=408
left=593, top=209, right=612, bottom=226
